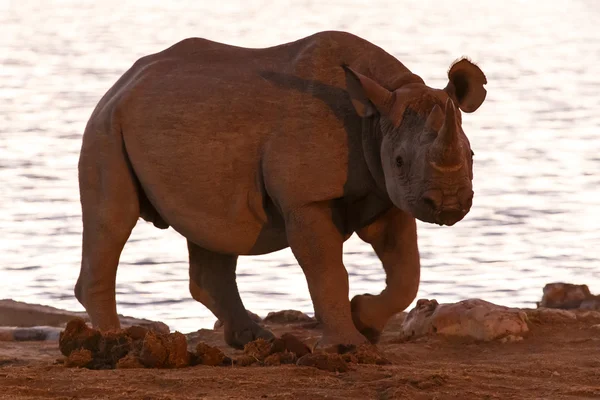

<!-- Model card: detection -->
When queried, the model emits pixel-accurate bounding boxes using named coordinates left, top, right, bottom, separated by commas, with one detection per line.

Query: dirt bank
left=1, top=306, right=600, bottom=399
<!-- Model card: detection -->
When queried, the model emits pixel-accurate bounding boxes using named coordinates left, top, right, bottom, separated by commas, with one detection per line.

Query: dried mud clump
left=237, top=334, right=311, bottom=366
left=59, top=318, right=101, bottom=357
left=351, top=344, right=391, bottom=365
left=195, top=342, right=227, bottom=366
left=269, top=333, right=311, bottom=358
left=64, top=349, right=93, bottom=368
left=264, top=351, right=297, bottom=366
left=138, top=331, right=168, bottom=368
left=60, top=318, right=389, bottom=372
left=296, top=353, right=348, bottom=372
left=235, top=354, right=259, bottom=366
left=163, top=332, right=190, bottom=368
left=243, top=338, right=272, bottom=361
left=116, top=353, right=144, bottom=369
left=59, top=318, right=195, bottom=369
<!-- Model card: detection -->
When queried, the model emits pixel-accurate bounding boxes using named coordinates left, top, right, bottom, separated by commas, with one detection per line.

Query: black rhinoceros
left=76, top=30, right=486, bottom=349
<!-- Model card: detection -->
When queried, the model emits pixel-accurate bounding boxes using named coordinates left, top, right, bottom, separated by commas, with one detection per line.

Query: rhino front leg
left=286, top=204, right=368, bottom=347
left=187, top=241, right=273, bottom=349
left=352, top=207, right=420, bottom=343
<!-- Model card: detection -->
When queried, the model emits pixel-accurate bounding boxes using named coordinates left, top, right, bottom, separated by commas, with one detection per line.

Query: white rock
left=526, top=307, right=577, bottom=322
left=575, top=310, right=600, bottom=322
left=402, top=299, right=529, bottom=341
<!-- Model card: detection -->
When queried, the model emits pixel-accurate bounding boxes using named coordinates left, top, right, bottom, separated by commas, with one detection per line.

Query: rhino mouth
left=413, top=204, right=469, bottom=226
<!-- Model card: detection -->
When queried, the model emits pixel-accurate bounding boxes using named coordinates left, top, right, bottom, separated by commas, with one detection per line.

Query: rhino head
left=344, top=59, right=487, bottom=226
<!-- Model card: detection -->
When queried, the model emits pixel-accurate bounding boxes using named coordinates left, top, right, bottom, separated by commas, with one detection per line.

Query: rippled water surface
left=1, top=0, right=599, bottom=332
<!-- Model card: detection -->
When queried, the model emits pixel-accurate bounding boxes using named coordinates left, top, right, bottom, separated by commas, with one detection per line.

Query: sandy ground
left=1, top=310, right=600, bottom=400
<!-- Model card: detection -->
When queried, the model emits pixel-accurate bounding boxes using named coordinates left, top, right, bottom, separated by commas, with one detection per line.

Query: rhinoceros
left=76, top=30, right=486, bottom=349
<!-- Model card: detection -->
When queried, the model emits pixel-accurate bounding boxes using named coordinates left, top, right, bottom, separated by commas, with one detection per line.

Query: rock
left=296, top=353, right=348, bottom=372
left=263, top=310, right=314, bottom=324
left=195, top=342, right=226, bottom=366
left=580, top=297, right=600, bottom=311
left=526, top=308, right=577, bottom=323
left=574, top=310, right=600, bottom=322
left=402, top=299, right=529, bottom=341
left=0, top=326, right=63, bottom=342
left=0, top=299, right=169, bottom=333
left=213, top=310, right=262, bottom=330
left=538, top=283, right=592, bottom=309
left=499, top=335, right=524, bottom=343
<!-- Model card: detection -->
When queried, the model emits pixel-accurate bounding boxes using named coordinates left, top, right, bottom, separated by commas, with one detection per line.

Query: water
left=1, top=0, right=599, bottom=333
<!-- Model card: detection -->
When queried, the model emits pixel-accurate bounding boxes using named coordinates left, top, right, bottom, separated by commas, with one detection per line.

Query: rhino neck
left=360, top=117, right=389, bottom=197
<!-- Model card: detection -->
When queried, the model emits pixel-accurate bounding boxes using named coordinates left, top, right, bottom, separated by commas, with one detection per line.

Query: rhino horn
left=430, top=98, right=463, bottom=171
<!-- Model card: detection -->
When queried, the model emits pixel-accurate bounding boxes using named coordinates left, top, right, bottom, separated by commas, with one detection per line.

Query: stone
left=580, top=297, right=600, bottom=311
left=263, top=310, right=314, bottom=324
left=499, top=335, right=524, bottom=343
left=402, top=299, right=529, bottom=341
left=526, top=308, right=577, bottom=323
left=0, top=299, right=169, bottom=333
left=538, top=283, right=592, bottom=309
left=574, top=310, right=600, bottom=322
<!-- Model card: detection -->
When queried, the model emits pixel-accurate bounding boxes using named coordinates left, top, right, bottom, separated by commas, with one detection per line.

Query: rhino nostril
left=421, top=189, right=443, bottom=211
left=423, top=197, right=437, bottom=210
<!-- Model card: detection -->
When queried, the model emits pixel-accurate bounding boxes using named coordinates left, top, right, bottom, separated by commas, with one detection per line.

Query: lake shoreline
left=1, top=299, right=600, bottom=399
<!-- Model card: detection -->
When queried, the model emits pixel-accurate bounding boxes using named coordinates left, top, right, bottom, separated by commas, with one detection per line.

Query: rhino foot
left=350, top=294, right=384, bottom=344
left=224, top=322, right=274, bottom=349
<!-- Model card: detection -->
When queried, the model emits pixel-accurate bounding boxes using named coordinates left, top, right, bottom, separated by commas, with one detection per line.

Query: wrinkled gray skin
left=76, top=31, right=487, bottom=349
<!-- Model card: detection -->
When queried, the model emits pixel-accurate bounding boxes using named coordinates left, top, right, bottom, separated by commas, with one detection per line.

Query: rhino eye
left=395, top=156, right=404, bottom=167
left=470, top=150, right=475, bottom=157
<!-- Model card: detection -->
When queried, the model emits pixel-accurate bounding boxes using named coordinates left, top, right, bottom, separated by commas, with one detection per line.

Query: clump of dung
left=59, top=318, right=205, bottom=369
left=194, top=342, right=229, bottom=366
left=60, top=317, right=390, bottom=371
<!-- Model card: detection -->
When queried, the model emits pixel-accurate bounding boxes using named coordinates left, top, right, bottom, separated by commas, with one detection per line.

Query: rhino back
left=106, top=31, right=409, bottom=254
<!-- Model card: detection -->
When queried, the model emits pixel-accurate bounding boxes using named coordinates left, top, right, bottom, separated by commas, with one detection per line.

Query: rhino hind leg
left=187, top=241, right=274, bottom=349
left=75, top=126, right=140, bottom=331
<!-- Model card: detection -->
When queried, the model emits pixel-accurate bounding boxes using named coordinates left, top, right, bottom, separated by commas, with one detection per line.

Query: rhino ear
left=444, top=58, right=487, bottom=113
left=343, top=65, right=394, bottom=118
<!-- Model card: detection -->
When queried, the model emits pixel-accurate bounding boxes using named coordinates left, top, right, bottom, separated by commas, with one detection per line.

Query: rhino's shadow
left=257, top=70, right=362, bottom=136
left=255, top=70, right=388, bottom=238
